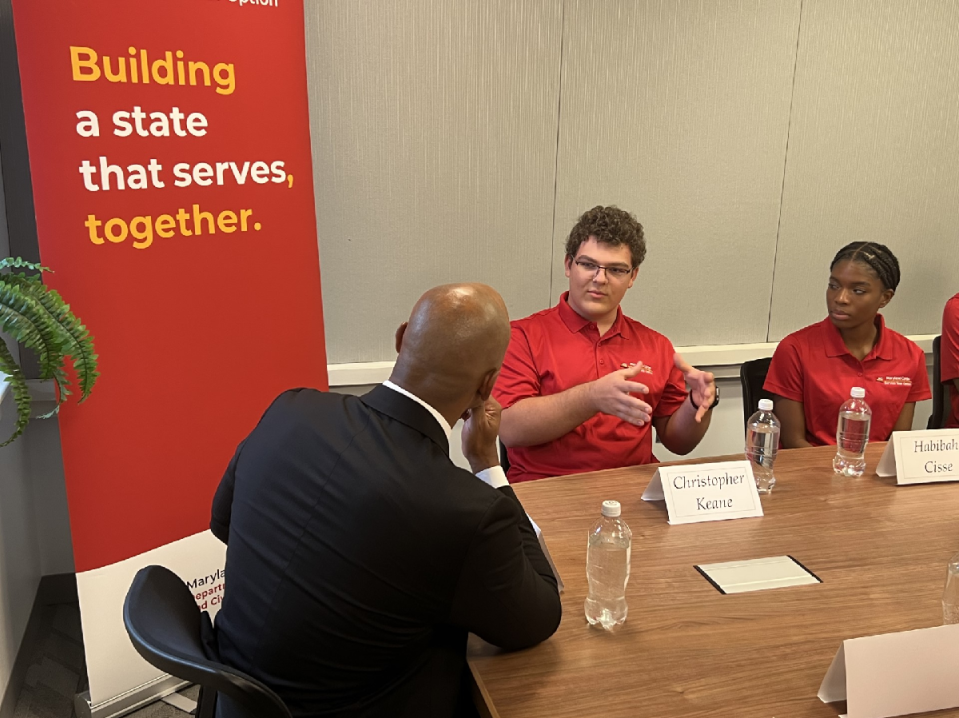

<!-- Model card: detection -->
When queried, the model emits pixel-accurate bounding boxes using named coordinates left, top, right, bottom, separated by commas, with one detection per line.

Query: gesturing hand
left=674, top=352, right=715, bottom=423
left=461, top=397, right=502, bottom=474
left=589, top=363, right=653, bottom=426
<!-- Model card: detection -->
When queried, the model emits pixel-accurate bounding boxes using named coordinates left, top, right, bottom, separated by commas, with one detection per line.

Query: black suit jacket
left=211, top=385, right=561, bottom=717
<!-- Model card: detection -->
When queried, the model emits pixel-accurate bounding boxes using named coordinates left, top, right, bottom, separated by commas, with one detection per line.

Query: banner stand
left=74, top=676, right=188, bottom=718
left=11, top=0, right=328, bottom=710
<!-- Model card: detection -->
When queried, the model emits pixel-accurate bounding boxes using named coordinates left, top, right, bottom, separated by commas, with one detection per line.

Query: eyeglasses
left=573, top=259, right=634, bottom=280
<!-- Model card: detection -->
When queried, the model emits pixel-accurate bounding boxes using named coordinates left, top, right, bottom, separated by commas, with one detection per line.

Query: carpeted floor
left=12, top=601, right=199, bottom=718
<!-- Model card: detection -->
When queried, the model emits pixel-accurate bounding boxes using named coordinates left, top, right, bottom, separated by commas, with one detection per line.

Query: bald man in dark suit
left=211, top=284, right=562, bottom=717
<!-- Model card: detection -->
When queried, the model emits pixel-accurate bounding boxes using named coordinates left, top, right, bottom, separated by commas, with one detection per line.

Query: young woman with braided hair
left=764, top=242, right=931, bottom=448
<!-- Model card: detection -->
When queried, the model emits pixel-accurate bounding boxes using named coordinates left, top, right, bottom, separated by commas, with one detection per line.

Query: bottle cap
left=851, top=387, right=866, bottom=399
left=758, top=399, right=774, bottom=411
left=601, top=500, right=621, bottom=517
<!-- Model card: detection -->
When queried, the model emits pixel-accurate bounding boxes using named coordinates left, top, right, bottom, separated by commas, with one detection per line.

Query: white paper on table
left=876, top=441, right=897, bottom=478
left=528, top=516, right=563, bottom=593
left=695, top=556, right=820, bottom=594
left=818, top=623, right=959, bottom=718
left=876, top=429, right=959, bottom=483
left=642, top=460, right=763, bottom=525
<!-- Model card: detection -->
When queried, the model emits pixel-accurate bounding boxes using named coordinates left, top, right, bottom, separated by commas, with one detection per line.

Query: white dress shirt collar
left=380, top=381, right=508, bottom=488
left=382, top=380, right=453, bottom=440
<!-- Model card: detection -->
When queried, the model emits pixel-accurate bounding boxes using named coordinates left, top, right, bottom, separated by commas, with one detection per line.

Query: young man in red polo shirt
left=942, top=293, right=959, bottom=428
left=493, top=206, right=717, bottom=483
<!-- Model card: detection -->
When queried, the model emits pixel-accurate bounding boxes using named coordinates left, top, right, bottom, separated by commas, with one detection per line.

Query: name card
left=641, top=460, right=763, bottom=525
left=818, top=624, right=959, bottom=718
left=875, top=429, right=959, bottom=484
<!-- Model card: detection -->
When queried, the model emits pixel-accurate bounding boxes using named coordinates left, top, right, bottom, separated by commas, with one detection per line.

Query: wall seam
left=766, top=0, right=805, bottom=342
left=547, top=0, right=567, bottom=306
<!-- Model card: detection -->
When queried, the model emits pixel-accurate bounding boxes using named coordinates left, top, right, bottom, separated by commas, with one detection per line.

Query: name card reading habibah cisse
left=641, top=460, right=763, bottom=525
left=876, top=429, right=959, bottom=485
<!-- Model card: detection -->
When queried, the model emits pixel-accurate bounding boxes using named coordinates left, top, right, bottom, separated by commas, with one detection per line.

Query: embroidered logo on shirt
left=620, top=362, right=653, bottom=374
left=876, top=376, right=913, bottom=387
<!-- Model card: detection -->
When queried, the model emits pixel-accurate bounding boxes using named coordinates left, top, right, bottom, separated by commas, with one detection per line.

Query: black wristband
left=689, top=387, right=719, bottom=411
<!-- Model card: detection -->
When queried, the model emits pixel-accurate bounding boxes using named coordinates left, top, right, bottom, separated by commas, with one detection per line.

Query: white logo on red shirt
left=876, top=376, right=913, bottom=387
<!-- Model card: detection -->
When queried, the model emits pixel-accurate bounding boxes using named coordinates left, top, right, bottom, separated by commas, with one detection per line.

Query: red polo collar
left=557, top=291, right=627, bottom=339
left=820, top=314, right=892, bottom=361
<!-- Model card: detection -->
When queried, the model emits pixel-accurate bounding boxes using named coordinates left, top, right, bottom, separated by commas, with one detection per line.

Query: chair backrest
left=928, top=335, right=947, bottom=429
left=740, top=357, right=775, bottom=429
left=499, top=439, right=511, bottom=474
left=123, top=565, right=292, bottom=718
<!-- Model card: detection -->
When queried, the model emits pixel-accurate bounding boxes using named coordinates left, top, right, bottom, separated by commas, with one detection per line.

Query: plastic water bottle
left=745, top=399, right=780, bottom=494
left=943, top=553, right=959, bottom=625
left=585, top=500, right=631, bottom=631
left=833, top=387, right=872, bottom=477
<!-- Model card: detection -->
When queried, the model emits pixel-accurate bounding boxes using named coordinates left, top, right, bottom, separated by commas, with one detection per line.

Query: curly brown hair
left=565, top=206, right=646, bottom=268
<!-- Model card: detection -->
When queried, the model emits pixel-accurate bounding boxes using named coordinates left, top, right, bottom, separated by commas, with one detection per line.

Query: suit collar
left=360, top=384, right=450, bottom=453
left=382, top=381, right=453, bottom=438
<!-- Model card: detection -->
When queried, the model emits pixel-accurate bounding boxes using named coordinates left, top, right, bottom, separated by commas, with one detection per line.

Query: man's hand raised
left=588, top=363, right=653, bottom=426
left=461, top=397, right=503, bottom=474
left=674, top=352, right=715, bottom=423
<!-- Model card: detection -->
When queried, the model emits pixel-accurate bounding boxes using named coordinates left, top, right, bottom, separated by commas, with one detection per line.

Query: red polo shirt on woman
left=942, top=293, right=959, bottom=428
left=493, top=293, right=688, bottom=483
left=764, top=315, right=931, bottom=446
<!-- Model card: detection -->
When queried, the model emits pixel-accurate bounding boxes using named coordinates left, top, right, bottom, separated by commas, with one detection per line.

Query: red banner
left=11, top=0, right=327, bottom=573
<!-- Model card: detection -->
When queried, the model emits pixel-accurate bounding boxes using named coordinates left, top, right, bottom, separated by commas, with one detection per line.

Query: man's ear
left=394, top=322, right=408, bottom=354
left=478, top=368, right=500, bottom=402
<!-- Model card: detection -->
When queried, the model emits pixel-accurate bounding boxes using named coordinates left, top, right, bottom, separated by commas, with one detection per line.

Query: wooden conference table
left=467, top=443, right=959, bottom=718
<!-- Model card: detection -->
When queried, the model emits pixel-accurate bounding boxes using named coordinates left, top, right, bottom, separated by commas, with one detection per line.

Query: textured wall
left=306, top=0, right=959, bottom=363
left=305, top=0, right=564, bottom=363
left=770, top=0, right=959, bottom=340
left=553, top=0, right=801, bottom=346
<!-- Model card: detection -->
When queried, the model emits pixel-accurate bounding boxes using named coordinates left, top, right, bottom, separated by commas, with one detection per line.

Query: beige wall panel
left=770, top=0, right=959, bottom=341
left=305, top=1, right=563, bottom=363
left=552, top=0, right=801, bottom=346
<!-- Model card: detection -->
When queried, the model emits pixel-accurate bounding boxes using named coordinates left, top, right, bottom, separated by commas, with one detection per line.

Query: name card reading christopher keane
left=641, top=460, right=763, bottom=525
left=876, top=429, right=959, bottom=485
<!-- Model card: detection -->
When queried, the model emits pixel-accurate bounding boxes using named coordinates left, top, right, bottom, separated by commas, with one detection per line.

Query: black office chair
left=123, top=565, right=292, bottom=718
left=928, top=335, right=948, bottom=429
left=499, top=439, right=511, bottom=474
left=739, top=356, right=775, bottom=429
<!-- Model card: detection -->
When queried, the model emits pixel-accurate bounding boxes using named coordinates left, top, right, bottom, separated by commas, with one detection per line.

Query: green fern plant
left=0, top=257, right=99, bottom=446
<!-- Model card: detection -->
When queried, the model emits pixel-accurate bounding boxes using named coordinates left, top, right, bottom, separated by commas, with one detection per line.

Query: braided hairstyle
left=830, top=242, right=901, bottom=291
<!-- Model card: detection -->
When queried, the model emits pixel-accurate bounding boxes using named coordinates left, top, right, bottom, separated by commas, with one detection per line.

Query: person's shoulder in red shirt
left=764, top=320, right=820, bottom=405
left=942, top=293, right=959, bottom=428
left=764, top=242, right=930, bottom=448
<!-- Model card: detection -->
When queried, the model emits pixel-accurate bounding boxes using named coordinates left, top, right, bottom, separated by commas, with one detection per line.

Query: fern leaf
left=0, top=340, right=31, bottom=446
left=1, top=275, right=99, bottom=400
left=0, top=283, right=57, bottom=378
left=0, top=257, right=50, bottom=274
left=0, top=276, right=75, bottom=381
left=34, top=287, right=98, bottom=401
